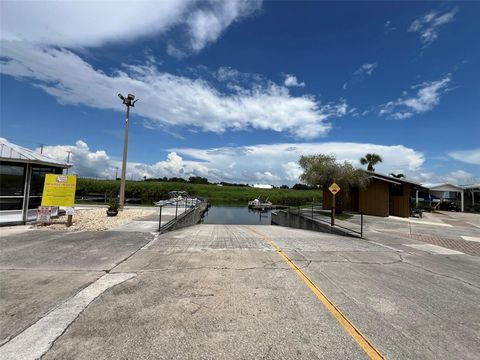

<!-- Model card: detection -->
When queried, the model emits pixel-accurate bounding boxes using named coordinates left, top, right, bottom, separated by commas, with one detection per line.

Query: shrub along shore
left=76, top=179, right=321, bottom=206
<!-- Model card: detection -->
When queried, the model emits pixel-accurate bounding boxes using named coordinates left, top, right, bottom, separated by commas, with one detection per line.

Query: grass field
left=76, top=179, right=322, bottom=206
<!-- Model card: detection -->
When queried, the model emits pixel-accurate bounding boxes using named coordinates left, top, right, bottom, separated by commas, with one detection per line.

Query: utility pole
left=40, top=144, right=44, bottom=154
left=115, top=167, right=119, bottom=180
left=66, top=150, right=72, bottom=174
left=117, top=93, right=139, bottom=210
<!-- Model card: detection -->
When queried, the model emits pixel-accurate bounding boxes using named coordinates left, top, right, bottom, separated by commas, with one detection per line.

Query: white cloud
left=354, top=63, right=377, bottom=77
left=40, top=140, right=426, bottom=185
left=0, top=41, right=345, bottom=139
left=39, top=141, right=211, bottom=180
left=384, top=20, right=396, bottom=33
left=449, top=149, right=480, bottom=165
left=413, top=170, right=477, bottom=187
left=445, top=170, right=475, bottom=184
left=284, top=74, right=306, bottom=87
left=0, top=0, right=261, bottom=54
left=408, top=8, right=458, bottom=46
left=41, top=141, right=112, bottom=179
left=344, top=62, right=377, bottom=89
left=379, top=75, right=451, bottom=119
left=0, top=0, right=343, bottom=139
left=166, top=44, right=187, bottom=59
left=186, top=0, right=262, bottom=51
left=171, top=142, right=425, bottom=184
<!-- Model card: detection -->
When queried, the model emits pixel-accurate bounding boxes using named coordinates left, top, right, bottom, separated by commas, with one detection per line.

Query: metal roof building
left=428, top=183, right=480, bottom=212
left=0, top=139, right=70, bottom=224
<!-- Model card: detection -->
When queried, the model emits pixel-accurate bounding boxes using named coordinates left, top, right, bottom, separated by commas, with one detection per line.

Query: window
left=30, top=166, right=56, bottom=196
left=0, top=163, right=26, bottom=213
left=0, top=163, right=25, bottom=196
left=28, top=166, right=63, bottom=212
left=0, top=198, right=23, bottom=211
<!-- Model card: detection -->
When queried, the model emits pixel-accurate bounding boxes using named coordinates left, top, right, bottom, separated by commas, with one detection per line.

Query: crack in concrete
left=402, top=260, right=480, bottom=290
left=337, top=253, right=404, bottom=265
left=114, top=262, right=314, bottom=273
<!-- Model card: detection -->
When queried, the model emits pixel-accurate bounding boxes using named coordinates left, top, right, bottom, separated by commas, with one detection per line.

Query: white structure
left=463, top=184, right=480, bottom=210
left=428, top=183, right=465, bottom=212
left=252, top=184, right=273, bottom=189
left=0, top=139, right=70, bottom=224
left=427, top=183, right=480, bottom=212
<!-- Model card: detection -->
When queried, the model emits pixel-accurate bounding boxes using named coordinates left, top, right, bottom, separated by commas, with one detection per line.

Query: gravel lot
left=35, top=208, right=157, bottom=231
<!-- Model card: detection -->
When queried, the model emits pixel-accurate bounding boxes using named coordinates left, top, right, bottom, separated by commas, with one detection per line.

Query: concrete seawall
left=271, top=210, right=355, bottom=237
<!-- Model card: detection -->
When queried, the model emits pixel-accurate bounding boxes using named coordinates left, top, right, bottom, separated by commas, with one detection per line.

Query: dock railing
left=156, top=198, right=208, bottom=233
left=282, top=202, right=363, bottom=238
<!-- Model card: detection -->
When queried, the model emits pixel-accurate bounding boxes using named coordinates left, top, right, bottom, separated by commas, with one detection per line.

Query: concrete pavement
left=1, top=224, right=479, bottom=359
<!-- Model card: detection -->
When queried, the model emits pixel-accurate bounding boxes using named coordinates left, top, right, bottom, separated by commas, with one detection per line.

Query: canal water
left=202, top=206, right=272, bottom=225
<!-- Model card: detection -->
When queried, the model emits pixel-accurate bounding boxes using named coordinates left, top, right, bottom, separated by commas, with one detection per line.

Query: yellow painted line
left=245, top=226, right=385, bottom=360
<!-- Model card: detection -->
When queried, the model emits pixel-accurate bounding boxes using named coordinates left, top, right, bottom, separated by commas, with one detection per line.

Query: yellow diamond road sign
left=328, top=182, right=341, bottom=195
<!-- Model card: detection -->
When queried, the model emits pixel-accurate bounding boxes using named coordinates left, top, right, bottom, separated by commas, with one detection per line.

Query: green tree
left=188, top=176, right=209, bottom=184
left=359, top=153, right=383, bottom=171
left=299, top=154, right=369, bottom=193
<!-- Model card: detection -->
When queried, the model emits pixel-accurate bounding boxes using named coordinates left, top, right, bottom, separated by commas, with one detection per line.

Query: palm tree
left=360, top=153, right=383, bottom=171
left=389, top=173, right=405, bottom=179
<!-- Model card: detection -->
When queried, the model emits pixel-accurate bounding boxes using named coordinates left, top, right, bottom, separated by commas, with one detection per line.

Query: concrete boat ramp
left=1, top=223, right=479, bottom=359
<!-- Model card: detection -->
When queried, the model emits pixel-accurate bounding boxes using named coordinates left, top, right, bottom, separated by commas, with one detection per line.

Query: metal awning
left=0, top=139, right=70, bottom=168
left=368, top=175, right=401, bottom=185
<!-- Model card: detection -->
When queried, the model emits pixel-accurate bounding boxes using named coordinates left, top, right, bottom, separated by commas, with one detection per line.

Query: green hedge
left=76, top=179, right=322, bottom=206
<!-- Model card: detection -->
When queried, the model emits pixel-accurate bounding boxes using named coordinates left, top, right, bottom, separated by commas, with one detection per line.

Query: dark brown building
left=323, top=172, right=425, bottom=218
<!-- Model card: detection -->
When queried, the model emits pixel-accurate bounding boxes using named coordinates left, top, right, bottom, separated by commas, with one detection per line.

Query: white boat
left=248, top=197, right=273, bottom=209
left=154, top=191, right=202, bottom=207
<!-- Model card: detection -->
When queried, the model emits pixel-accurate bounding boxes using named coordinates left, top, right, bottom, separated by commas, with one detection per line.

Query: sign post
left=41, top=174, right=77, bottom=227
left=65, top=207, right=75, bottom=227
left=328, top=182, right=341, bottom=226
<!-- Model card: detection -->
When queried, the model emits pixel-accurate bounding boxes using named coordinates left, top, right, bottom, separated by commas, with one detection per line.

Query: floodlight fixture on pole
left=118, top=92, right=139, bottom=210
left=65, top=150, right=73, bottom=174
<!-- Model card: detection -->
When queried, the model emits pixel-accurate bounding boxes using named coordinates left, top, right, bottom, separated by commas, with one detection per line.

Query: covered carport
left=463, top=184, right=480, bottom=212
left=428, top=183, right=465, bottom=212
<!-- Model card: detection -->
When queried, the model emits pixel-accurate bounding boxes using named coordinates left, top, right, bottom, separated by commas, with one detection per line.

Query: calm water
left=202, top=206, right=272, bottom=225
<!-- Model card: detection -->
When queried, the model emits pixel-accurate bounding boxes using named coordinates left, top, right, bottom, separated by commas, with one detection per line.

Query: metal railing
left=75, top=192, right=142, bottom=204
left=283, top=203, right=363, bottom=238
left=156, top=198, right=206, bottom=233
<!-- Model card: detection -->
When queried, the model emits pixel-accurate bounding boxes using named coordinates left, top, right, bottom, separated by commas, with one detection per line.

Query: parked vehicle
left=438, top=201, right=459, bottom=212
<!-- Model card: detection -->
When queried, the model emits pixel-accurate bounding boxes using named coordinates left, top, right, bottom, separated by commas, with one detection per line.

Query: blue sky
left=1, top=1, right=479, bottom=185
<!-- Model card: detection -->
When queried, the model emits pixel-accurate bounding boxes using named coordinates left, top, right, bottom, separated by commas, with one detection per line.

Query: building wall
left=322, top=187, right=358, bottom=212
left=390, top=183, right=411, bottom=218
left=323, top=178, right=413, bottom=217
left=359, top=179, right=390, bottom=217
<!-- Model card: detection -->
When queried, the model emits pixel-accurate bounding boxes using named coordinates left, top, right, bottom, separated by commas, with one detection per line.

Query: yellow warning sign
left=41, top=174, right=77, bottom=207
left=328, top=182, right=341, bottom=195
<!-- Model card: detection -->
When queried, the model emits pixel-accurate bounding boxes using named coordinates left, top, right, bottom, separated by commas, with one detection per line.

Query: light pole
left=118, top=93, right=138, bottom=210
left=65, top=150, right=72, bottom=174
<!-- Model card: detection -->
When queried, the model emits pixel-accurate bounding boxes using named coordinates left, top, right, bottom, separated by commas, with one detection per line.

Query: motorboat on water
left=248, top=196, right=274, bottom=210
left=154, top=191, right=203, bottom=207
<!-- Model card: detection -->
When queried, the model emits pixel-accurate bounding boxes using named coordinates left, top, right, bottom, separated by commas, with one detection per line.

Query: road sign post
left=331, top=194, right=335, bottom=226
left=328, top=182, right=341, bottom=227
